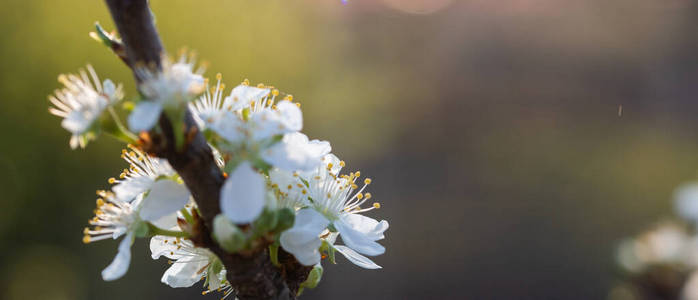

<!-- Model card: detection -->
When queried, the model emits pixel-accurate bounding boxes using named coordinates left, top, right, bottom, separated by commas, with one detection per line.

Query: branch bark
left=103, top=1, right=309, bottom=299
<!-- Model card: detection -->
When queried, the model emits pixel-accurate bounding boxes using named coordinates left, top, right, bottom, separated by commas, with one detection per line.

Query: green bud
left=275, top=208, right=295, bottom=232
left=213, top=215, right=246, bottom=253
left=252, top=209, right=278, bottom=236
left=298, top=264, right=323, bottom=296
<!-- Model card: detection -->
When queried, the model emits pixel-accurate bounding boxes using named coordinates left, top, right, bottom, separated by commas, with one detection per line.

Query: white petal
left=279, top=209, right=330, bottom=266
left=139, top=180, right=190, bottom=222
left=249, top=102, right=302, bottom=141
left=62, top=110, right=91, bottom=134
left=261, top=133, right=330, bottom=172
left=341, top=214, right=389, bottom=241
left=128, top=101, right=163, bottom=132
left=274, top=101, right=303, bottom=132
left=223, top=84, right=270, bottom=111
left=335, top=245, right=382, bottom=269
left=208, top=269, right=227, bottom=290
left=103, top=79, right=116, bottom=98
left=161, top=255, right=207, bottom=288
left=210, top=112, right=246, bottom=143
left=676, top=184, right=698, bottom=222
left=150, top=235, right=183, bottom=260
left=69, top=135, right=80, bottom=149
left=113, top=176, right=154, bottom=202
left=150, top=213, right=179, bottom=230
left=321, top=153, right=343, bottom=175
left=101, top=233, right=134, bottom=281
left=335, top=219, right=385, bottom=256
left=220, top=162, right=266, bottom=224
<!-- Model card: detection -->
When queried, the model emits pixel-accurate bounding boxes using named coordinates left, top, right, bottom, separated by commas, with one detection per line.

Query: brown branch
left=103, top=1, right=308, bottom=299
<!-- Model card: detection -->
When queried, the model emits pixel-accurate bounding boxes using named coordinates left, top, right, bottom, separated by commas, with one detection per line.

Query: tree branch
left=103, top=1, right=308, bottom=299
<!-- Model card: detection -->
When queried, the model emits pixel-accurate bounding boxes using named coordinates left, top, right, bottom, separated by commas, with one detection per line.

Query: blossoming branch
left=47, top=1, right=389, bottom=299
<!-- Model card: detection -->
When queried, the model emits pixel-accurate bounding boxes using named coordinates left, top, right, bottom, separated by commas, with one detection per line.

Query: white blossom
left=110, top=146, right=188, bottom=206
left=189, top=73, right=226, bottom=130
left=279, top=154, right=388, bottom=267
left=617, top=222, right=698, bottom=273
left=208, top=83, right=329, bottom=172
left=48, top=64, right=123, bottom=149
left=280, top=209, right=329, bottom=266
left=150, top=235, right=232, bottom=297
left=83, top=190, right=187, bottom=281
left=128, top=52, right=205, bottom=132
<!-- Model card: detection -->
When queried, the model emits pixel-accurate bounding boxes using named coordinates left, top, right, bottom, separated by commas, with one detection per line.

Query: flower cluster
left=50, top=50, right=389, bottom=298
left=611, top=183, right=698, bottom=300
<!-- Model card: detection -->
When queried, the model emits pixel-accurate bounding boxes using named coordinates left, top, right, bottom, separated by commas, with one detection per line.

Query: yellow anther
left=243, top=78, right=250, bottom=85
left=365, top=193, right=372, bottom=199
left=351, top=184, right=358, bottom=189
left=327, top=193, right=332, bottom=198
left=302, top=189, right=307, bottom=194
left=216, top=73, right=222, bottom=80
left=364, top=178, right=372, bottom=185
left=296, top=183, right=303, bottom=188
left=287, top=184, right=293, bottom=190
left=272, top=89, right=280, bottom=96
left=121, top=149, right=128, bottom=155
left=287, top=95, right=294, bottom=101
left=295, top=102, right=301, bottom=108
left=219, top=83, right=226, bottom=90
left=168, top=260, right=174, bottom=265
left=96, top=198, right=105, bottom=207
left=108, top=177, right=116, bottom=184
left=373, top=202, right=381, bottom=209
left=83, top=236, right=91, bottom=244
left=83, top=228, right=90, bottom=234
left=357, top=193, right=364, bottom=200
left=257, top=83, right=265, bottom=88
left=339, top=161, right=346, bottom=167
left=327, top=163, right=333, bottom=170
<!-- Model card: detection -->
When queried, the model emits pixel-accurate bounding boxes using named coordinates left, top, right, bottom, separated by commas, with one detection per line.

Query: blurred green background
left=3, top=0, right=698, bottom=299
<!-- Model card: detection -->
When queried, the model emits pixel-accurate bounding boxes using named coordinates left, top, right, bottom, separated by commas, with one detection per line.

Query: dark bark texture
left=103, top=1, right=308, bottom=299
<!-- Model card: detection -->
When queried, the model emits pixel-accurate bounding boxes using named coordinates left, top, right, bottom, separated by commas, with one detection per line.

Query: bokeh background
left=3, top=0, right=698, bottom=299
